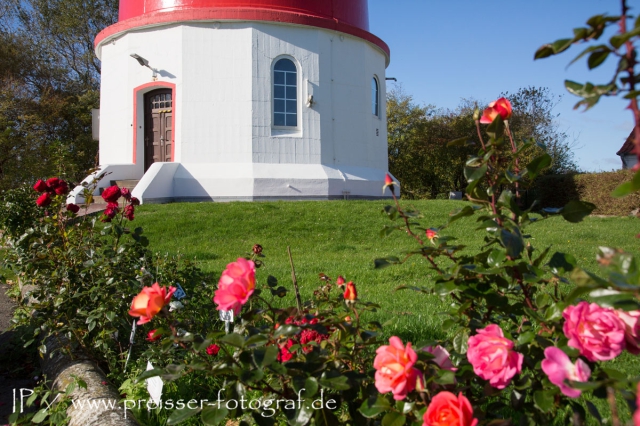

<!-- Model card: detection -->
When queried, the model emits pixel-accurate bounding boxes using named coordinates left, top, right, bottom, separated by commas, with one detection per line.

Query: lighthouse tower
left=75, top=0, right=395, bottom=203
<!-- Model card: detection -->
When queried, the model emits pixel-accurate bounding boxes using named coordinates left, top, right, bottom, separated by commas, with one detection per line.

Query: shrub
left=534, top=170, right=640, bottom=215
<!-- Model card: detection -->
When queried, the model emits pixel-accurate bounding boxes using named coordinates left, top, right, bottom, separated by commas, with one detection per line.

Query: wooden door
left=144, top=89, right=173, bottom=171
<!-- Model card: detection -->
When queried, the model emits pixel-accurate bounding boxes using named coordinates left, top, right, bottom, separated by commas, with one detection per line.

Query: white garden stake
left=123, top=319, right=136, bottom=372
left=219, top=309, right=234, bottom=334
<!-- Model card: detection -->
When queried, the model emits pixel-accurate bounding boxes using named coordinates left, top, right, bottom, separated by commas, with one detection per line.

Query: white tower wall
left=71, top=20, right=395, bottom=204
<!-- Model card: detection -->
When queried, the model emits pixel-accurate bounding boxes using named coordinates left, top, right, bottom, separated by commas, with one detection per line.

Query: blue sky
left=369, top=0, right=633, bottom=172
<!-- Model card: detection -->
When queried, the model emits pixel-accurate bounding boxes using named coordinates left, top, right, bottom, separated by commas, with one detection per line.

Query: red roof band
left=96, top=0, right=390, bottom=61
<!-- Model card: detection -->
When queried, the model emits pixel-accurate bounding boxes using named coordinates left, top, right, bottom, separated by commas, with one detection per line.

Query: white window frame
left=272, top=56, right=300, bottom=130
left=372, top=76, right=380, bottom=117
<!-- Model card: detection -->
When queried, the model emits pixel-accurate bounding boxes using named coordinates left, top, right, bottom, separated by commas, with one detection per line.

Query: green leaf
left=267, top=275, right=278, bottom=288
left=544, top=303, right=564, bottom=321
left=253, top=346, right=278, bottom=368
left=381, top=412, right=406, bottom=426
left=526, top=153, right=552, bottom=180
left=585, top=401, right=603, bottom=425
left=499, top=228, right=524, bottom=259
left=201, top=405, right=229, bottom=426
left=548, top=252, right=577, bottom=274
left=611, top=181, right=634, bottom=197
left=319, top=374, right=350, bottom=391
left=285, top=403, right=314, bottom=426
left=517, top=331, right=535, bottom=346
left=551, top=38, right=573, bottom=54
left=383, top=205, right=398, bottom=220
left=533, top=390, right=554, bottom=413
left=561, top=200, right=595, bottom=223
left=359, top=395, right=390, bottom=418
left=464, top=164, right=488, bottom=183
left=612, top=169, right=640, bottom=197
left=568, top=44, right=609, bottom=67
left=245, top=334, right=268, bottom=348
left=447, top=136, right=471, bottom=147
left=374, top=257, right=401, bottom=269
left=486, top=114, right=505, bottom=139
left=303, top=377, right=319, bottom=398
left=31, top=409, right=48, bottom=424
left=534, top=44, right=555, bottom=59
left=167, top=406, right=201, bottom=425
left=449, top=205, right=477, bottom=223
left=453, top=330, right=469, bottom=354
left=314, top=407, right=340, bottom=426
left=274, top=325, right=300, bottom=338
left=587, top=49, right=610, bottom=69
left=136, top=368, right=164, bottom=383
left=220, top=333, right=245, bottom=348
left=434, top=370, right=456, bottom=385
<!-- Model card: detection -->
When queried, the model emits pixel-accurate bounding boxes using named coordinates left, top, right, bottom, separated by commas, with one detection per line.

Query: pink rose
left=479, top=98, right=512, bottom=124
left=467, top=324, right=523, bottom=389
left=424, top=345, right=456, bottom=371
left=423, top=391, right=478, bottom=426
left=541, top=347, right=591, bottom=398
left=213, top=258, right=256, bottom=314
left=128, top=283, right=176, bottom=325
left=373, top=336, right=423, bottom=400
left=562, top=302, right=626, bottom=362
left=616, top=310, right=640, bottom=355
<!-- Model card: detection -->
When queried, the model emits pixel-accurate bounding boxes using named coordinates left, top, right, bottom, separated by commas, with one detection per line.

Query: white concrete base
left=128, top=162, right=398, bottom=204
left=67, top=164, right=142, bottom=204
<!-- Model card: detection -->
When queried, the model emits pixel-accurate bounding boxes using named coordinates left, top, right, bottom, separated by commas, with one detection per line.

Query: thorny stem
left=504, top=121, right=520, bottom=203
left=390, top=187, right=424, bottom=245
left=607, top=386, right=620, bottom=426
left=620, top=0, right=640, bottom=163
left=287, top=246, right=303, bottom=313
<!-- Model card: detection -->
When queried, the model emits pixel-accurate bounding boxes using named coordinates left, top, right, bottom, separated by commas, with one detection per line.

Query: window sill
left=271, top=128, right=302, bottom=138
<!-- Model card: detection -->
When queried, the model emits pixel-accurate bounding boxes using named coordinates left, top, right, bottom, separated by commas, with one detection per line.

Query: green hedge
left=534, top=170, right=640, bottom=216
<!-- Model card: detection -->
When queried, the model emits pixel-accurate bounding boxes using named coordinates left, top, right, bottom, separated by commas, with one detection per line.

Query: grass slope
left=133, top=199, right=640, bottom=344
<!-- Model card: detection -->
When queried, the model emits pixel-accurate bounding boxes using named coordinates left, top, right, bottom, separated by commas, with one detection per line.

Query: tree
left=387, top=86, right=579, bottom=199
left=501, top=86, right=579, bottom=175
left=0, top=0, right=117, bottom=190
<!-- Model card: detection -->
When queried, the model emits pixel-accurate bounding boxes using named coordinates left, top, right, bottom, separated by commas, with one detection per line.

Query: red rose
left=101, top=185, right=121, bottom=203
left=130, top=197, right=140, bottom=206
left=102, top=203, right=119, bottom=222
left=46, top=177, right=61, bottom=191
left=54, top=180, right=69, bottom=195
left=33, top=180, right=48, bottom=193
left=206, top=344, right=221, bottom=356
left=121, top=188, right=131, bottom=201
left=36, top=193, right=51, bottom=207
left=124, top=205, right=135, bottom=221
left=66, top=203, right=80, bottom=213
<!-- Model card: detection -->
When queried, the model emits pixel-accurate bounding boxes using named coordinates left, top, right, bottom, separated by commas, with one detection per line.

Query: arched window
left=372, top=77, right=379, bottom=116
left=273, top=58, right=297, bottom=127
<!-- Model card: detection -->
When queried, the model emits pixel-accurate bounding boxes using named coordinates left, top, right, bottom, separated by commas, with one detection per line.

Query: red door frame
left=132, top=82, right=176, bottom=164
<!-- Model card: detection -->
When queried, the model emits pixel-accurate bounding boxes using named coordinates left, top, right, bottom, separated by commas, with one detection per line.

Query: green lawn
left=132, top=199, right=640, bottom=344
